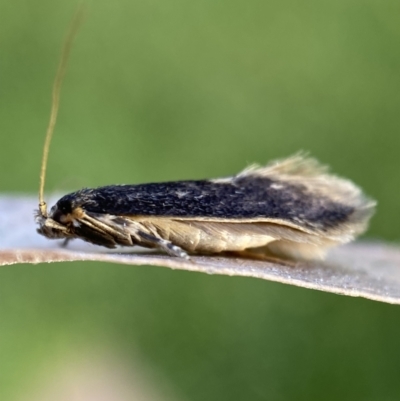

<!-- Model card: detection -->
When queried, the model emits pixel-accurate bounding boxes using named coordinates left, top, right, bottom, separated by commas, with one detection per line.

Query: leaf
left=1, top=195, right=400, bottom=304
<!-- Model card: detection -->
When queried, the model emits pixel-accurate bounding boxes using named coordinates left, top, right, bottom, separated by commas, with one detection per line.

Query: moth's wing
left=82, top=210, right=345, bottom=260
left=81, top=213, right=279, bottom=254
left=183, top=220, right=340, bottom=260
left=124, top=216, right=338, bottom=259
left=75, top=154, right=375, bottom=260
left=234, top=154, right=376, bottom=238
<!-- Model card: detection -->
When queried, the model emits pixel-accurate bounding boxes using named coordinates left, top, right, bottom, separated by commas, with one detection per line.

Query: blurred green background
left=1, top=0, right=400, bottom=399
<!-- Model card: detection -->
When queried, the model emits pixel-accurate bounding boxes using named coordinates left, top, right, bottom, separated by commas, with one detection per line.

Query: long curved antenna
left=39, top=7, right=85, bottom=217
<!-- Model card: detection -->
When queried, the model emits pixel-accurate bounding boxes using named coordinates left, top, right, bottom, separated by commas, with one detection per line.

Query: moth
left=36, top=12, right=376, bottom=261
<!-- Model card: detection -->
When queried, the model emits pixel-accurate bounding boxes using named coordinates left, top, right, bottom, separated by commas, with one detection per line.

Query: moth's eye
left=57, top=200, right=72, bottom=214
left=51, top=200, right=73, bottom=224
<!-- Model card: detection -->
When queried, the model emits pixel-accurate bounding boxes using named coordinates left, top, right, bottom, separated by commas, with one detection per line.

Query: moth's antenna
left=39, top=7, right=85, bottom=217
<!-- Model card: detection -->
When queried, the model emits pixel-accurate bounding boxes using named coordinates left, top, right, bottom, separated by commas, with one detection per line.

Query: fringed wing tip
left=238, top=153, right=329, bottom=178
left=237, top=153, right=376, bottom=240
left=345, top=198, right=376, bottom=237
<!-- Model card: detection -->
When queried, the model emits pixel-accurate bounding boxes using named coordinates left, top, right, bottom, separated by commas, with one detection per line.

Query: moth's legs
left=137, top=231, right=189, bottom=259
left=61, top=238, right=72, bottom=248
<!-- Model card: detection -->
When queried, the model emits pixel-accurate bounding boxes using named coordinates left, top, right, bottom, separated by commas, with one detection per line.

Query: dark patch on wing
left=54, top=176, right=355, bottom=231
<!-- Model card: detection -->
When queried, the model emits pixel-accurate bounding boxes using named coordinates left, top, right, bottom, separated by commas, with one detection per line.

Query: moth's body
left=35, top=14, right=376, bottom=262
left=37, top=156, right=376, bottom=260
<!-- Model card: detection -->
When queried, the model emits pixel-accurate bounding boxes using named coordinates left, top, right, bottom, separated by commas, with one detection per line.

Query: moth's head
left=36, top=197, right=82, bottom=240
left=36, top=193, right=119, bottom=249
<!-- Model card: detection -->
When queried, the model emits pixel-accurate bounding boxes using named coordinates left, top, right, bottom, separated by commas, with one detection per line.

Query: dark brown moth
left=36, top=12, right=376, bottom=261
